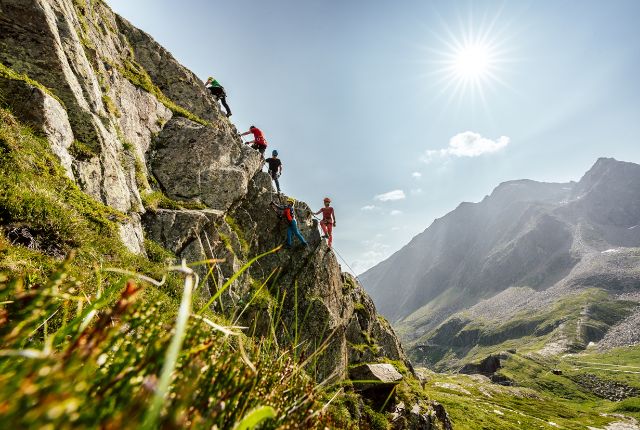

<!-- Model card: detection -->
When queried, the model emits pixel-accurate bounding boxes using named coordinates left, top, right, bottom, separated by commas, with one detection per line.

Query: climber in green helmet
left=204, top=76, right=232, bottom=117
left=271, top=197, right=308, bottom=249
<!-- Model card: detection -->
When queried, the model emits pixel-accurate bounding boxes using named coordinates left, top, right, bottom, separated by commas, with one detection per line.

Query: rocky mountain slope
left=361, top=158, right=640, bottom=368
left=0, top=0, right=456, bottom=428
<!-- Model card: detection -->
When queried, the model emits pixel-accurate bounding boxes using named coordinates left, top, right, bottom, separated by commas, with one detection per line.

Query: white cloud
left=410, top=188, right=423, bottom=195
left=361, top=205, right=376, bottom=211
left=411, top=172, right=422, bottom=179
left=422, top=131, right=510, bottom=163
left=374, top=189, right=406, bottom=202
left=390, top=210, right=403, bottom=216
left=352, top=241, right=391, bottom=274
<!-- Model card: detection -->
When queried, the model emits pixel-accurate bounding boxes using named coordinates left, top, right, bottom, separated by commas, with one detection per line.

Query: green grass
left=141, top=190, right=206, bottom=212
left=421, top=367, right=618, bottom=430
left=0, top=106, right=180, bottom=297
left=133, top=155, right=149, bottom=190
left=218, top=232, right=234, bottom=255
left=69, top=139, right=98, bottom=159
left=101, top=94, right=121, bottom=117
left=412, top=289, right=637, bottom=370
left=0, top=62, right=66, bottom=108
left=0, top=257, right=325, bottom=429
left=559, top=346, right=640, bottom=392
left=225, top=215, right=250, bottom=256
left=437, top=347, right=640, bottom=427
left=614, top=398, right=640, bottom=414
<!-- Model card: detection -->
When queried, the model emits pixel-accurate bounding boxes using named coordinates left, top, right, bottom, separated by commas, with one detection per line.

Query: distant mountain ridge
left=360, top=158, right=640, bottom=367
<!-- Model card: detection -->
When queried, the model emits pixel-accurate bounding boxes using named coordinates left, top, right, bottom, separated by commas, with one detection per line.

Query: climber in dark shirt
left=265, top=150, right=283, bottom=193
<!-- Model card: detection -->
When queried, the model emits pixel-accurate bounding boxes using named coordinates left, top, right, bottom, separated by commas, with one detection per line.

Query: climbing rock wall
left=0, top=0, right=409, bottom=385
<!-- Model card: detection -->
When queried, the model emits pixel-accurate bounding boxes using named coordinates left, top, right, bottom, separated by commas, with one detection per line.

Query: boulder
left=143, top=208, right=223, bottom=256
left=150, top=117, right=262, bottom=211
left=349, top=363, right=403, bottom=391
left=459, top=354, right=502, bottom=376
left=0, top=76, right=75, bottom=180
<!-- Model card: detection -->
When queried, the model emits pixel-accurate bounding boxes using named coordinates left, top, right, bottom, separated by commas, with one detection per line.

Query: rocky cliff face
left=0, top=0, right=408, bottom=383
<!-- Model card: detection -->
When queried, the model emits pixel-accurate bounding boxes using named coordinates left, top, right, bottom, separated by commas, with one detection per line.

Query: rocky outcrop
left=571, top=373, right=640, bottom=401
left=0, top=0, right=182, bottom=253
left=114, top=14, right=220, bottom=123
left=143, top=208, right=224, bottom=256
left=391, top=401, right=453, bottom=430
left=350, top=363, right=403, bottom=391
left=149, top=117, right=261, bottom=211
left=0, top=75, right=75, bottom=180
left=459, top=354, right=503, bottom=376
left=0, top=0, right=410, bottom=391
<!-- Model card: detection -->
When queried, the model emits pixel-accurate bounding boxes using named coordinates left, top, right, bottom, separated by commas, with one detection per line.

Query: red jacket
left=284, top=206, right=294, bottom=222
left=251, top=127, right=267, bottom=146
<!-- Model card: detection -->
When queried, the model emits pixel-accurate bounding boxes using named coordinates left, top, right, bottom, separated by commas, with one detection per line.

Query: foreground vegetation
left=0, top=101, right=436, bottom=429
left=0, top=102, right=325, bottom=427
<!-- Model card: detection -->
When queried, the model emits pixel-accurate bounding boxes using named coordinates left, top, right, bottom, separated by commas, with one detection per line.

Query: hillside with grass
left=0, top=0, right=455, bottom=428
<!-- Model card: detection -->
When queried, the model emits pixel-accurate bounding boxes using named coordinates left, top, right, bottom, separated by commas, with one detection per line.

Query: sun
left=453, top=43, right=491, bottom=80
left=439, top=35, right=504, bottom=94
left=422, top=12, right=514, bottom=109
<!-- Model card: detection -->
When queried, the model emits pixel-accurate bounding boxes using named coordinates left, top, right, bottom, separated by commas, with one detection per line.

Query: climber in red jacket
left=239, top=125, right=268, bottom=157
left=314, top=197, right=336, bottom=247
left=271, top=197, right=308, bottom=249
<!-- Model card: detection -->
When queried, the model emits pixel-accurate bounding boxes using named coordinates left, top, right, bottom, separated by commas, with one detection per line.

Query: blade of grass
left=197, top=245, right=281, bottom=315
left=232, top=266, right=280, bottom=325
left=142, top=260, right=197, bottom=430
left=232, top=405, right=277, bottom=430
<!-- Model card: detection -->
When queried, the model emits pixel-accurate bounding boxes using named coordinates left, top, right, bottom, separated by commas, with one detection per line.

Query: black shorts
left=252, top=143, right=266, bottom=155
left=208, top=86, right=226, bottom=98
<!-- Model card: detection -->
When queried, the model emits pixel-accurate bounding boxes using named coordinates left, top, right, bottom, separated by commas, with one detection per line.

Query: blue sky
left=107, top=0, right=640, bottom=274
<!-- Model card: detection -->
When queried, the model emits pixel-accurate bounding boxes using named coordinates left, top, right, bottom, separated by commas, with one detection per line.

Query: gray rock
left=459, top=354, right=502, bottom=376
left=114, top=14, right=220, bottom=123
left=349, top=363, right=403, bottom=391
left=150, top=117, right=262, bottom=211
left=143, top=208, right=223, bottom=256
left=0, top=0, right=175, bottom=254
left=0, top=76, right=75, bottom=180
left=118, top=213, right=146, bottom=255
